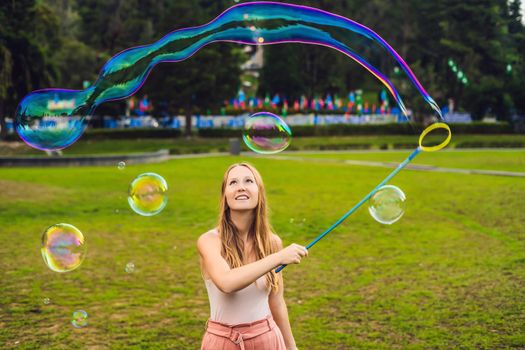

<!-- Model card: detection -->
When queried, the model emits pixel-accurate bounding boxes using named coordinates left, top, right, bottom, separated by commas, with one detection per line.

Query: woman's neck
left=230, top=209, right=254, bottom=243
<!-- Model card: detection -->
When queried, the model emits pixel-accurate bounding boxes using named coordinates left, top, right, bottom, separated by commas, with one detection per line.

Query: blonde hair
left=217, top=162, right=280, bottom=293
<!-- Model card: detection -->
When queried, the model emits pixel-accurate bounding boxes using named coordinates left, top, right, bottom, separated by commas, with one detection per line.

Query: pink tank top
left=204, top=276, right=271, bottom=325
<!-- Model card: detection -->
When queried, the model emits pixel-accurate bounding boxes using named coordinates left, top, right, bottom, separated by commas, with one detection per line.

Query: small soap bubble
left=243, top=112, right=292, bottom=154
left=71, top=310, right=88, bottom=328
left=41, top=223, right=86, bottom=273
left=117, top=161, right=126, bottom=170
left=128, top=172, right=168, bottom=216
left=43, top=298, right=51, bottom=305
left=368, top=185, right=406, bottom=225
left=125, top=262, right=135, bottom=273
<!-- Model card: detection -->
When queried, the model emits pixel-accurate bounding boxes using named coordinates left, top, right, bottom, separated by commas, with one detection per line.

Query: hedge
left=4, top=122, right=515, bottom=141
left=198, top=122, right=514, bottom=138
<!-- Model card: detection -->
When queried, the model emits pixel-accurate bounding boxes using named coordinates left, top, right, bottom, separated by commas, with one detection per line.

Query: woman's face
left=225, top=166, right=259, bottom=211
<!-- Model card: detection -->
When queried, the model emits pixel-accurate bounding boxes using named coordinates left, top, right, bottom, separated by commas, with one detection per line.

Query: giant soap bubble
left=15, top=2, right=443, bottom=151
left=41, top=223, right=86, bottom=273
left=15, top=90, right=93, bottom=151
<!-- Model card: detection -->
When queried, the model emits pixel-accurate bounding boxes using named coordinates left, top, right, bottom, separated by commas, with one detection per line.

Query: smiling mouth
left=235, top=195, right=249, bottom=200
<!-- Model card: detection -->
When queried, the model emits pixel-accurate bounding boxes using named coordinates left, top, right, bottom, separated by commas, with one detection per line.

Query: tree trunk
left=184, top=105, right=192, bottom=138
left=0, top=101, right=7, bottom=140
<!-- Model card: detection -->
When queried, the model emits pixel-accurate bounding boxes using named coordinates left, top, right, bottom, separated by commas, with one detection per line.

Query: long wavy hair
left=217, top=162, right=279, bottom=293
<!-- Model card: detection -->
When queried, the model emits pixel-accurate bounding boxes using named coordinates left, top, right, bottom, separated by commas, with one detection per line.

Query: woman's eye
left=246, top=179, right=254, bottom=183
left=229, top=180, right=237, bottom=185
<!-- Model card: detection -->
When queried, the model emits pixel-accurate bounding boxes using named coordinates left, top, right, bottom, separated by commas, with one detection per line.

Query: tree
left=142, top=0, right=244, bottom=136
left=0, top=0, right=60, bottom=139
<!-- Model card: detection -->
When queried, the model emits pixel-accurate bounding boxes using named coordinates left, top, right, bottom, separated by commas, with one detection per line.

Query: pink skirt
left=201, top=314, right=286, bottom=350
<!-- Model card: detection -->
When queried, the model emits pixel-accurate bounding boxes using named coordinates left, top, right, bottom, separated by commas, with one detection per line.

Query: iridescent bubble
left=15, top=3, right=443, bottom=152
left=118, top=161, right=126, bottom=170
left=41, top=223, right=86, bottom=273
left=43, top=298, right=51, bottom=305
left=243, top=112, right=292, bottom=154
left=128, top=173, right=168, bottom=216
left=15, top=90, right=92, bottom=151
left=71, top=310, right=88, bottom=328
left=125, top=262, right=135, bottom=273
left=368, top=185, right=406, bottom=225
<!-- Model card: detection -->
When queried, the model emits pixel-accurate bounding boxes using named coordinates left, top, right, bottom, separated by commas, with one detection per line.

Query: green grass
left=0, top=151, right=524, bottom=349
left=2, top=133, right=525, bottom=156
left=285, top=149, right=525, bottom=173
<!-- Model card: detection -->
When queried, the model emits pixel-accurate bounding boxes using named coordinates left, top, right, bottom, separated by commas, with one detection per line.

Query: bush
left=4, top=121, right=515, bottom=142
left=456, top=141, right=525, bottom=148
left=84, top=128, right=182, bottom=139
left=197, top=122, right=514, bottom=138
left=197, top=128, right=242, bottom=138
left=449, top=122, right=513, bottom=134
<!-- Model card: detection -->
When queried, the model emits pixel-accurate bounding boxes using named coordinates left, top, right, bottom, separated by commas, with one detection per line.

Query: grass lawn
left=0, top=150, right=524, bottom=349
left=281, top=149, right=525, bottom=173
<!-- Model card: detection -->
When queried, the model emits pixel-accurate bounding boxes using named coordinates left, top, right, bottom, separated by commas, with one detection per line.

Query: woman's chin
left=230, top=204, right=256, bottom=212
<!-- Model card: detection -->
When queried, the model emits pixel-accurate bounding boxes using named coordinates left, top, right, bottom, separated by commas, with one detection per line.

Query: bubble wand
left=275, top=123, right=451, bottom=273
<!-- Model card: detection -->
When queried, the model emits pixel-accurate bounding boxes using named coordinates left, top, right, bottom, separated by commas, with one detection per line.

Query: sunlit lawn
left=0, top=150, right=524, bottom=349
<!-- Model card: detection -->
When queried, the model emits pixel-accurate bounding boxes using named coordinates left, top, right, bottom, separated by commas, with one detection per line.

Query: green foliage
left=1, top=0, right=524, bottom=139
left=258, top=0, right=525, bottom=120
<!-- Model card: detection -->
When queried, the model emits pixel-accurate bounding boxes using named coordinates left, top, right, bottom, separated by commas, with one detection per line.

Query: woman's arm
left=269, top=235, right=298, bottom=350
left=197, top=231, right=307, bottom=294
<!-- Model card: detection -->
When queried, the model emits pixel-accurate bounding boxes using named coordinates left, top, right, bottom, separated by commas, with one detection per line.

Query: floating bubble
left=243, top=112, right=292, bottom=154
left=15, top=3, right=443, bottom=152
left=368, top=185, right=406, bottom=225
left=71, top=310, right=88, bottom=328
left=43, top=298, right=51, bottom=305
left=15, top=90, right=92, bottom=151
left=128, top=173, right=168, bottom=216
left=118, top=161, right=126, bottom=170
left=41, top=223, right=86, bottom=273
left=125, top=262, right=135, bottom=273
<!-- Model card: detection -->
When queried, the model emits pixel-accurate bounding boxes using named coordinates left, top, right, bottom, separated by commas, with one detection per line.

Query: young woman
left=198, top=162, right=308, bottom=350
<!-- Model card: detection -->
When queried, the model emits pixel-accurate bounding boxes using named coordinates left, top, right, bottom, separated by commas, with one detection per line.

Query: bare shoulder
left=197, top=228, right=221, bottom=252
left=270, top=233, right=283, bottom=250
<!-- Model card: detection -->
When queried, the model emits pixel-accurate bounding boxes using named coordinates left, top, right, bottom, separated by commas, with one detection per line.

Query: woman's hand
left=278, top=243, right=308, bottom=265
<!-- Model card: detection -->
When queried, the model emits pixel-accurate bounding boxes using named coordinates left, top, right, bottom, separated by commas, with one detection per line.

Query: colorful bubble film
left=71, top=310, right=88, bottom=328
left=16, top=1, right=442, bottom=151
left=368, top=185, right=406, bottom=225
left=15, top=90, right=90, bottom=151
left=41, top=223, right=86, bottom=273
left=243, top=112, right=292, bottom=154
left=128, top=173, right=168, bottom=216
